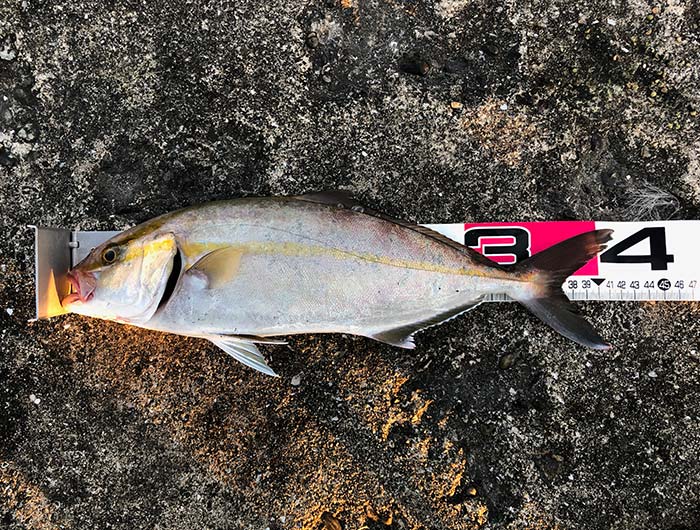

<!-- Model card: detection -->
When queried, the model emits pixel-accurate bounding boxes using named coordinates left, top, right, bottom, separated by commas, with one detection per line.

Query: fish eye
left=101, top=247, right=118, bottom=265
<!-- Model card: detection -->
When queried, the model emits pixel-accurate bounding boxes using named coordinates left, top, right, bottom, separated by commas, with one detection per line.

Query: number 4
left=600, top=227, right=674, bottom=271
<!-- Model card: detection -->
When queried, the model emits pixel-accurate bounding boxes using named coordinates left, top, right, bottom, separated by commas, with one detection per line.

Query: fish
left=62, top=191, right=614, bottom=376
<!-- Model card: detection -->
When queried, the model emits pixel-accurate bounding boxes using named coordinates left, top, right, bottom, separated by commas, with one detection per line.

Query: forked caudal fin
left=509, top=229, right=614, bottom=350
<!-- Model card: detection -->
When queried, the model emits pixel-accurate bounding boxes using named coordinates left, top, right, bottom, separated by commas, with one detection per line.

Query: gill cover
left=64, top=232, right=178, bottom=324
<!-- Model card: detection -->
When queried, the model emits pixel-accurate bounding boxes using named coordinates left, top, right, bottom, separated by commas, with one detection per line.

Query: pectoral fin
left=191, top=247, right=243, bottom=289
left=208, top=335, right=278, bottom=377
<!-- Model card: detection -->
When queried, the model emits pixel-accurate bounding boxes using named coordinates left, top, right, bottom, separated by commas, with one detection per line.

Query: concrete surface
left=1, top=0, right=699, bottom=528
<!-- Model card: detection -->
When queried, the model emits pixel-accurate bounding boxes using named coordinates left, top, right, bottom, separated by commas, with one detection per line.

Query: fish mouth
left=62, top=269, right=97, bottom=306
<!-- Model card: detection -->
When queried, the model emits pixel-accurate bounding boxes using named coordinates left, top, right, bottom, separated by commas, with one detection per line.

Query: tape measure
left=31, top=220, right=697, bottom=320
left=424, top=221, right=699, bottom=301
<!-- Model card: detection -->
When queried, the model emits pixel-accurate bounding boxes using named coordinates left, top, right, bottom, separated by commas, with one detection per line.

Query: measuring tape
left=425, top=221, right=699, bottom=301
left=31, top=220, right=698, bottom=320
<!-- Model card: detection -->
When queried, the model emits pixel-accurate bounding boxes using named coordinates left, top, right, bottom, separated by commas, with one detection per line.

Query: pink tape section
left=463, top=221, right=599, bottom=276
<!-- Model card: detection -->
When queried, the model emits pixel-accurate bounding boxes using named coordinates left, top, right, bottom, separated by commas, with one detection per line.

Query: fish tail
left=507, top=229, right=614, bottom=349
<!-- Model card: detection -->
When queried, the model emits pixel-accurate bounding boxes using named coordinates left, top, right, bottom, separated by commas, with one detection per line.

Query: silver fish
left=62, top=191, right=613, bottom=376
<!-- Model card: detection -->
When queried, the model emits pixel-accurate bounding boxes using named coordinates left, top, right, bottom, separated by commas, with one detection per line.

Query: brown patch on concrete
left=0, top=461, right=61, bottom=530
left=32, top=318, right=498, bottom=529
left=462, top=99, right=538, bottom=167
left=506, top=502, right=562, bottom=530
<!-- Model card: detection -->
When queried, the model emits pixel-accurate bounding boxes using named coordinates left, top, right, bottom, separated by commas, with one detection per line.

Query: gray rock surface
left=1, top=0, right=699, bottom=528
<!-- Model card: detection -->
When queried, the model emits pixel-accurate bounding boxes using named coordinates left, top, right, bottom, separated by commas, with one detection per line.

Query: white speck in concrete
left=0, top=46, right=16, bottom=61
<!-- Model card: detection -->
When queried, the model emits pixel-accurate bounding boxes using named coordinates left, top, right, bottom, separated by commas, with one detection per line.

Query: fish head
left=62, top=230, right=178, bottom=324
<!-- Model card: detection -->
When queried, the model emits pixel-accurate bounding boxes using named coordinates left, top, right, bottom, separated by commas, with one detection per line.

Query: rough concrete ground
left=1, top=0, right=699, bottom=528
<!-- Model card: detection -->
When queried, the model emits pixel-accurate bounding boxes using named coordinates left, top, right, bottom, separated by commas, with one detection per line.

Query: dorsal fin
left=295, top=190, right=499, bottom=268
left=295, top=190, right=362, bottom=210
left=370, top=297, right=485, bottom=349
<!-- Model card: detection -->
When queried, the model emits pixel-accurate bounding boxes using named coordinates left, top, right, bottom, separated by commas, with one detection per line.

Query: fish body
left=63, top=192, right=613, bottom=375
left=144, top=198, right=517, bottom=339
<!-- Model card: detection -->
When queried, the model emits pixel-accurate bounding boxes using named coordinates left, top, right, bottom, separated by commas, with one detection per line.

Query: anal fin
left=208, top=335, right=278, bottom=377
left=369, top=298, right=484, bottom=349
left=372, top=330, right=417, bottom=349
left=221, top=334, right=288, bottom=345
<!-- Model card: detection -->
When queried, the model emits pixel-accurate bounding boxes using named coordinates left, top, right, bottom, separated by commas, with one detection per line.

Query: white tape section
left=424, top=220, right=699, bottom=301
